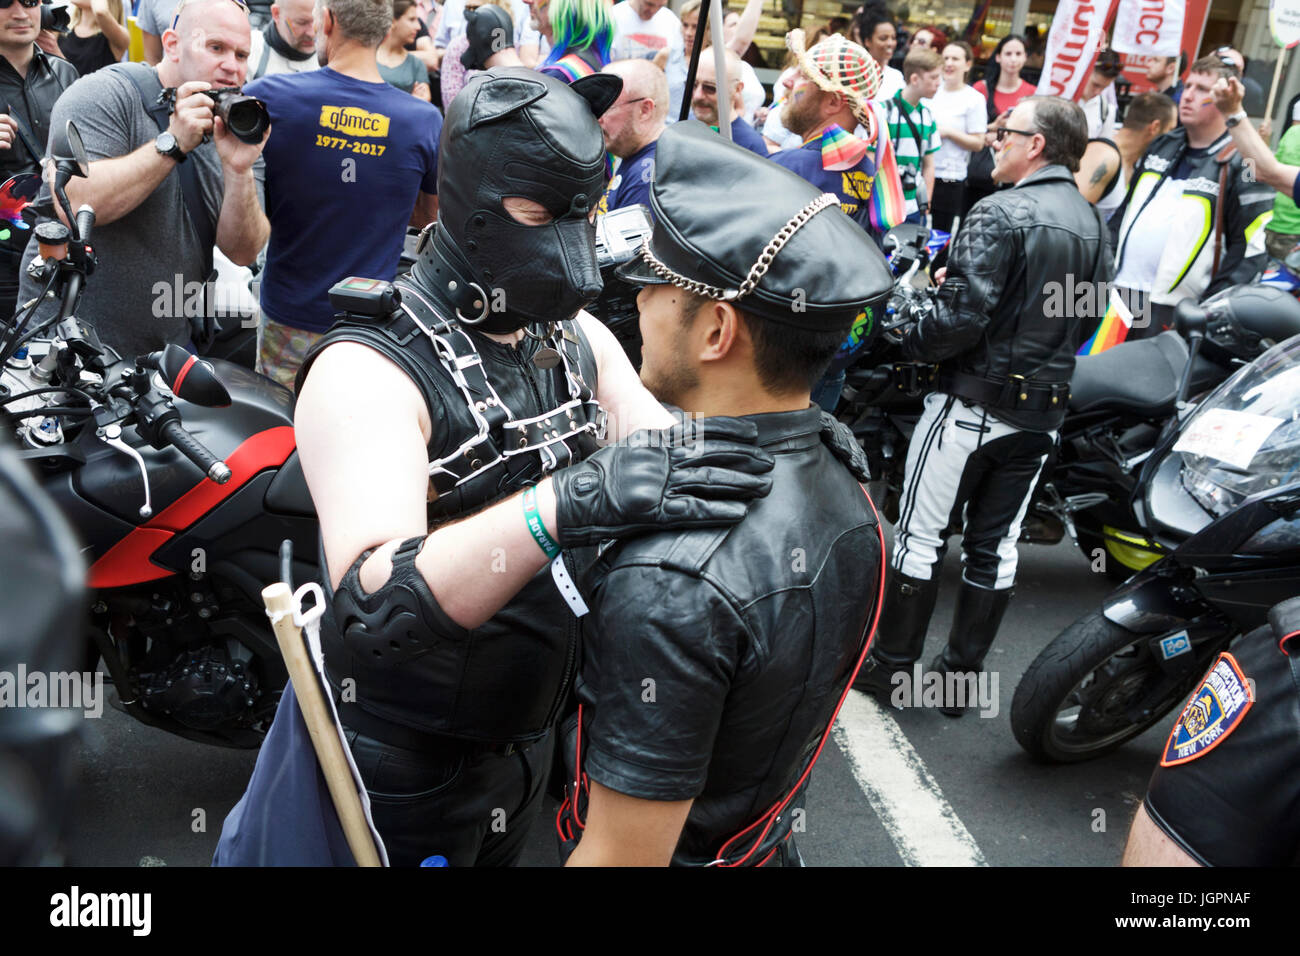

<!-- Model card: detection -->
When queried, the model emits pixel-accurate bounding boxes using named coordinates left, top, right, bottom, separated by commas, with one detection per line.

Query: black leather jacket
left=902, top=164, right=1114, bottom=431
left=571, top=407, right=882, bottom=865
left=0, top=49, right=78, bottom=186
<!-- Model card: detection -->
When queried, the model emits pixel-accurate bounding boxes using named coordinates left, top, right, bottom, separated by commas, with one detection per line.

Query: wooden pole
left=261, top=582, right=383, bottom=867
left=1266, top=45, right=1289, bottom=122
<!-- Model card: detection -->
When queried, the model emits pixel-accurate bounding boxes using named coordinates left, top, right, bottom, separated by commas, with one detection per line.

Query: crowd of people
left=3, top=0, right=1297, bottom=868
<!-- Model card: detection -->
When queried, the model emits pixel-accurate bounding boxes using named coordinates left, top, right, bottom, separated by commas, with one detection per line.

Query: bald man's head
left=600, top=59, right=669, bottom=157
left=691, top=47, right=744, bottom=126
left=163, top=0, right=252, bottom=88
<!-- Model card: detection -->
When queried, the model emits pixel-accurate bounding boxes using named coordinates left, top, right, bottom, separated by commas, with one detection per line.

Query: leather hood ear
left=466, top=74, right=549, bottom=129
left=568, top=73, right=623, bottom=118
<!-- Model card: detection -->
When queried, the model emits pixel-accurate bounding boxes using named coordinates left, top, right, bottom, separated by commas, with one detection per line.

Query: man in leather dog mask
left=558, top=121, right=893, bottom=866
left=214, top=68, right=775, bottom=867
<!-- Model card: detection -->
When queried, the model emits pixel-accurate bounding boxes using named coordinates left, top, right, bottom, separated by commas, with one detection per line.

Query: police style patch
left=1159, top=652, right=1254, bottom=767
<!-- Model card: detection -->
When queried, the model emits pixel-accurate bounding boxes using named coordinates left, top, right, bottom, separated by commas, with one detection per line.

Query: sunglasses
left=694, top=80, right=717, bottom=96
left=171, top=0, right=249, bottom=31
left=0, top=0, right=42, bottom=10
left=993, top=126, right=1037, bottom=143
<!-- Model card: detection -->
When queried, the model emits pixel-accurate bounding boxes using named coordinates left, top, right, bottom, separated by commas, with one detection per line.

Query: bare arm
left=65, top=143, right=178, bottom=226
left=92, top=0, right=132, bottom=60
left=212, top=118, right=270, bottom=266
left=142, top=31, right=162, bottom=65
left=1212, top=75, right=1298, bottom=194
left=1075, top=140, right=1119, bottom=203
left=1121, top=805, right=1201, bottom=867
left=410, top=190, right=438, bottom=229
left=565, top=782, right=693, bottom=866
left=409, top=35, right=440, bottom=72
left=937, top=125, right=984, bottom=151
left=921, top=153, right=934, bottom=208
left=726, top=0, right=762, bottom=56
left=517, top=41, right=540, bottom=68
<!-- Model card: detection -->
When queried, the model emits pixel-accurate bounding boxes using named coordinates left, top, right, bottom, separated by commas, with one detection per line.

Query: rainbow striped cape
left=1077, top=289, right=1134, bottom=356
left=541, top=52, right=600, bottom=83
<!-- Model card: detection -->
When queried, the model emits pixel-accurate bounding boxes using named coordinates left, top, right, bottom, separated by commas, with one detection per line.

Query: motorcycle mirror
left=1174, top=299, right=1208, bottom=341
left=150, top=344, right=231, bottom=408
left=51, top=120, right=89, bottom=181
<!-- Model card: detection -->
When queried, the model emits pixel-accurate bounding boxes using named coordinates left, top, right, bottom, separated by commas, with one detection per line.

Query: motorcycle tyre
left=1010, top=609, right=1216, bottom=764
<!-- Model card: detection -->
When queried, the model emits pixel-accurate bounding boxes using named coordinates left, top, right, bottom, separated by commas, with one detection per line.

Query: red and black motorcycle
left=0, top=123, right=316, bottom=747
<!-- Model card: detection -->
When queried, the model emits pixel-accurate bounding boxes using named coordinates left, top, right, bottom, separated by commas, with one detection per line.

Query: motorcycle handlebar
left=74, top=205, right=94, bottom=246
left=160, top=419, right=231, bottom=484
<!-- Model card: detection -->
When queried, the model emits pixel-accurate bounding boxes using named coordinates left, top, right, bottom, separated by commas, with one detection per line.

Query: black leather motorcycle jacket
left=295, top=282, right=602, bottom=745
left=902, top=164, right=1113, bottom=431
left=569, top=407, right=882, bottom=865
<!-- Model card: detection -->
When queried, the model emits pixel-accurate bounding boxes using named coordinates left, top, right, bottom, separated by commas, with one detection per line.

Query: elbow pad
left=322, top=536, right=573, bottom=743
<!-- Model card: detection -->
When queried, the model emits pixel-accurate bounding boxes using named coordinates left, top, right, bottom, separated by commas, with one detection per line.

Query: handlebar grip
left=75, top=205, right=95, bottom=246
left=160, top=419, right=231, bottom=484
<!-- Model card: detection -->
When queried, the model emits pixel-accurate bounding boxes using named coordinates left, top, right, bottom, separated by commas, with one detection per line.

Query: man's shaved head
left=604, top=57, right=669, bottom=122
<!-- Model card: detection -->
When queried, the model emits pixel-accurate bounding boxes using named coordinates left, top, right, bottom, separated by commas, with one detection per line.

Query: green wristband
left=522, top=486, right=561, bottom=559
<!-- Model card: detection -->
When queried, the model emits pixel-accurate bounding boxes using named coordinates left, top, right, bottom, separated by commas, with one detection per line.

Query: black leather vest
left=298, top=281, right=603, bottom=744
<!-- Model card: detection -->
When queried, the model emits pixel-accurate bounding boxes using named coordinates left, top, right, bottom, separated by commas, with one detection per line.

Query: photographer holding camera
left=0, top=0, right=77, bottom=319
left=17, top=0, right=268, bottom=358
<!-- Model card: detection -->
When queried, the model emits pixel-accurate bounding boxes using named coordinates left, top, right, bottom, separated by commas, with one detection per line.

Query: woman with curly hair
left=851, top=2, right=903, bottom=100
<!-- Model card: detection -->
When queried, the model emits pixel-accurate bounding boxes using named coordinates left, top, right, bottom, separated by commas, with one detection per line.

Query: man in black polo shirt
left=0, top=0, right=77, bottom=317
left=558, top=120, right=893, bottom=867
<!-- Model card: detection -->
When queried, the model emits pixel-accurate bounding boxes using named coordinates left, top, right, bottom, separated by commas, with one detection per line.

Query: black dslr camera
left=200, top=88, right=271, bottom=144
left=162, top=87, right=271, bottom=145
left=41, top=2, right=72, bottom=34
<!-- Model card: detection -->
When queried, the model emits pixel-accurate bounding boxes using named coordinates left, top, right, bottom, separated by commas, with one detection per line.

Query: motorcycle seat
left=1069, top=331, right=1188, bottom=416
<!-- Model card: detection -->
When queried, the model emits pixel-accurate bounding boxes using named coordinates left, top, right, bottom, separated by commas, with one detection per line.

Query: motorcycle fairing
left=87, top=426, right=295, bottom=588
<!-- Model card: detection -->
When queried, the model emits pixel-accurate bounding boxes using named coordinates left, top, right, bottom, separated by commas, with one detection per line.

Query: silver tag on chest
left=533, top=347, right=562, bottom=369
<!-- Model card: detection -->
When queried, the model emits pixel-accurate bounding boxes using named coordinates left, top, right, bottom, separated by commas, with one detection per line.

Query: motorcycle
left=0, top=123, right=317, bottom=748
left=1010, top=309, right=1300, bottom=762
left=836, top=224, right=1300, bottom=581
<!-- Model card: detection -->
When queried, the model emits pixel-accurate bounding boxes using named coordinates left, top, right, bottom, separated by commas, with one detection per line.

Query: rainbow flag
left=867, top=106, right=906, bottom=233
left=1077, top=289, right=1134, bottom=355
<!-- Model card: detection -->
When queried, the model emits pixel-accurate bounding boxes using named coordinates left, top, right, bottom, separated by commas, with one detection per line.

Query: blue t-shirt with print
left=245, top=68, right=441, bottom=333
left=729, top=117, right=769, bottom=157
left=770, top=139, right=878, bottom=237
left=604, top=140, right=656, bottom=213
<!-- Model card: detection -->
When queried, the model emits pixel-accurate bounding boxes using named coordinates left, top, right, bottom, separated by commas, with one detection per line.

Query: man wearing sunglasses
left=15, top=0, right=268, bottom=359
left=0, top=0, right=77, bottom=320
left=854, top=96, right=1112, bottom=716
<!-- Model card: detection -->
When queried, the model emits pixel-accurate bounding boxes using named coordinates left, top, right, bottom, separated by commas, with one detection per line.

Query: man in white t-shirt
left=611, top=0, right=685, bottom=121
left=926, top=45, right=987, bottom=239
left=1077, top=50, right=1121, bottom=139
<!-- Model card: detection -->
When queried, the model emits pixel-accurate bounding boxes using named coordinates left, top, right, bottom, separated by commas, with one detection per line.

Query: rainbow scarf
left=1077, top=289, right=1134, bottom=356
left=815, top=124, right=869, bottom=171
left=866, top=107, right=906, bottom=232
left=544, top=52, right=600, bottom=83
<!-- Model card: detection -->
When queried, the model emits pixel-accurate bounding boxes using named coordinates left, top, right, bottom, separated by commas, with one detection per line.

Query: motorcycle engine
left=138, top=644, right=261, bottom=732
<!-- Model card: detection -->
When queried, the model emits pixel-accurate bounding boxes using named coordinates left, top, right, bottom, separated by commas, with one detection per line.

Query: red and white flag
left=1038, top=0, right=1120, bottom=100
left=1112, top=0, right=1186, bottom=57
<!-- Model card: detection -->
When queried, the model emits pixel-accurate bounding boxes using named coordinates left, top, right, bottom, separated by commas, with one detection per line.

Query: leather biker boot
left=930, top=582, right=1013, bottom=717
left=853, top=572, right=942, bottom=699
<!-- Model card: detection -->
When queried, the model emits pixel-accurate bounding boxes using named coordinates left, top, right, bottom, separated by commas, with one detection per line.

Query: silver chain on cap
left=639, top=192, right=839, bottom=302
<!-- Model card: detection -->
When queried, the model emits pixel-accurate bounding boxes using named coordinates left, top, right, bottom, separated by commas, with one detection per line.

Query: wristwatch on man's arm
left=155, top=131, right=186, bottom=163
left=1224, top=110, right=1248, bottom=128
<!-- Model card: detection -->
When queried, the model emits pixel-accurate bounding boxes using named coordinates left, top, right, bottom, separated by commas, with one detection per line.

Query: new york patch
left=1160, top=652, right=1254, bottom=767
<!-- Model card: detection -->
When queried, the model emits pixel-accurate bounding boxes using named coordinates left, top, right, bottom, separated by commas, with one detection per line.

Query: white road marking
left=833, top=691, right=987, bottom=866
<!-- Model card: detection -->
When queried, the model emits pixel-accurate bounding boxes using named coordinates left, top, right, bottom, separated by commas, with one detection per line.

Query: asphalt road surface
left=61, top=534, right=1164, bottom=868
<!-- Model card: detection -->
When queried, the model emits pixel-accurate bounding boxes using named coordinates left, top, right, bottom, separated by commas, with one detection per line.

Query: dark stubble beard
left=639, top=314, right=699, bottom=409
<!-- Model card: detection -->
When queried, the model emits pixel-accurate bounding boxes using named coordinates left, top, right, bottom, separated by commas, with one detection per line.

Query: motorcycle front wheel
left=1010, top=610, right=1223, bottom=763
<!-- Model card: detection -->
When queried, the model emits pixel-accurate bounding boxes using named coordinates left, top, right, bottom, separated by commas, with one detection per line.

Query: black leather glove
left=552, top=416, right=775, bottom=546
left=462, top=4, right=514, bottom=71
left=819, top=412, right=870, bottom=482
